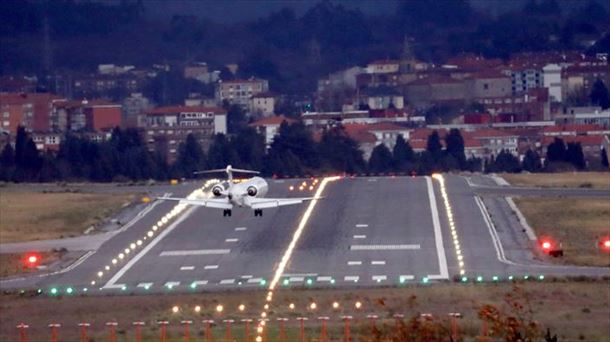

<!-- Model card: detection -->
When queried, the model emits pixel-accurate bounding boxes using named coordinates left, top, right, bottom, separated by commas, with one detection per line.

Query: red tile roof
left=541, top=124, right=604, bottom=134
left=468, top=128, right=517, bottom=139
left=249, top=115, right=296, bottom=127
left=342, top=124, right=377, bottom=143
left=147, top=106, right=226, bottom=115
left=541, top=135, right=604, bottom=146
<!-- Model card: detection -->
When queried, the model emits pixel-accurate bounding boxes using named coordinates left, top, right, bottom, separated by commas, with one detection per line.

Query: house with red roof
left=249, top=115, right=297, bottom=146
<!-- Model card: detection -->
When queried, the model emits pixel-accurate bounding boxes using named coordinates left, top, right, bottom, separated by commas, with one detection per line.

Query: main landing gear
left=254, top=209, right=263, bottom=217
left=223, top=209, right=232, bottom=217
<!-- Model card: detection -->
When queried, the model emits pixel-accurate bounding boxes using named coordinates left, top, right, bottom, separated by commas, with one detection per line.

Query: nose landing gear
left=254, top=209, right=263, bottom=217
left=223, top=209, right=232, bottom=217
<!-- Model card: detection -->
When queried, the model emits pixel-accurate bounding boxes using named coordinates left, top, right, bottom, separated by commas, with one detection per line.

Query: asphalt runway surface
left=2, top=175, right=608, bottom=294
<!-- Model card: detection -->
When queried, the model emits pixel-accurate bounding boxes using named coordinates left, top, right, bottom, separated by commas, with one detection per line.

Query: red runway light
left=28, top=255, right=38, bottom=264
left=599, top=237, right=610, bottom=251
left=541, top=241, right=552, bottom=250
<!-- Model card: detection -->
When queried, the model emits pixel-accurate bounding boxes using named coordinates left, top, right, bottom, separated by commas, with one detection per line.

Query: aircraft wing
left=246, top=196, right=323, bottom=209
left=157, top=197, right=233, bottom=209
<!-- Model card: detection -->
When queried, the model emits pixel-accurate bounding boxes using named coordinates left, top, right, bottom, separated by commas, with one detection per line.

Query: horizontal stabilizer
left=157, top=196, right=233, bottom=209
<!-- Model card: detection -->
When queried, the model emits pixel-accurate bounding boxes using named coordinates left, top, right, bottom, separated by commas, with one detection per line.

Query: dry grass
left=502, top=172, right=610, bottom=189
left=0, top=191, right=137, bottom=243
left=1, top=281, right=609, bottom=341
left=514, top=197, right=610, bottom=267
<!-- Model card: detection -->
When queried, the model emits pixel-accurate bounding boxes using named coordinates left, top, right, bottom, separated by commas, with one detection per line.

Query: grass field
left=514, top=197, right=610, bottom=267
left=0, top=251, right=61, bottom=278
left=502, top=172, right=610, bottom=189
left=1, top=281, right=609, bottom=341
left=0, top=191, right=137, bottom=243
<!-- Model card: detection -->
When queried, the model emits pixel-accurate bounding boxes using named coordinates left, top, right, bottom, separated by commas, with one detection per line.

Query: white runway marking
left=371, top=260, right=386, bottom=265
left=160, top=249, right=231, bottom=256
left=289, top=276, right=304, bottom=282
left=355, top=224, right=368, bottom=228
left=353, top=235, right=367, bottom=239
left=235, top=227, right=247, bottom=231
left=103, top=206, right=198, bottom=289
left=204, top=265, right=219, bottom=270
left=372, top=275, right=387, bottom=281
left=350, top=244, right=420, bottom=250
left=192, top=280, right=208, bottom=286
left=368, top=178, right=378, bottom=182
left=347, top=261, right=362, bottom=266
left=241, top=275, right=253, bottom=279
left=220, top=279, right=235, bottom=285
left=283, top=273, right=318, bottom=277
left=164, top=281, right=180, bottom=288
left=247, top=278, right=264, bottom=284
left=426, top=176, right=449, bottom=279
left=137, top=282, right=153, bottom=288
left=316, top=276, right=332, bottom=282
left=225, top=238, right=239, bottom=242
left=399, top=275, right=414, bottom=281
left=344, top=276, right=359, bottom=282
left=180, top=266, right=195, bottom=271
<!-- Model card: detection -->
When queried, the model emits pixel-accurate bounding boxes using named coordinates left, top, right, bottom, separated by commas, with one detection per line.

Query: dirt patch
left=502, top=172, right=610, bottom=189
left=514, top=197, right=610, bottom=267
left=1, top=281, right=609, bottom=341
left=0, top=191, right=138, bottom=243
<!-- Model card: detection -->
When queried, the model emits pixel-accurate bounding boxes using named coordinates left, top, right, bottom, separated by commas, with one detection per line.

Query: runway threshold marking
left=347, top=261, right=362, bottom=266
left=349, top=244, right=420, bottom=250
left=372, top=275, right=387, bottom=281
left=247, top=278, right=263, bottom=284
left=220, top=279, right=235, bottom=285
left=180, top=266, right=195, bottom=271
left=164, top=281, right=180, bottom=288
left=316, top=276, right=332, bottom=282
left=192, top=280, right=208, bottom=286
left=137, top=282, right=153, bottom=288
left=204, top=265, right=219, bottom=270
left=426, top=176, right=449, bottom=279
left=344, top=276, right=359, bottom=282
left=159, top=249, right=231, bottom=256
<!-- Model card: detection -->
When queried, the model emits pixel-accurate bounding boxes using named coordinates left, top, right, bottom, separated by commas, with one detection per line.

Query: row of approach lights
left=432, top=174, right=466, bottom=276
left=169, top=301, right=365, bottom=315
left=289, top=178, right=320, bottom=192
left=89, top=179, right=220, bottom=288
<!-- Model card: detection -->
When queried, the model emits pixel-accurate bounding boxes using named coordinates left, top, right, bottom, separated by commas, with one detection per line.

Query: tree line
left=0, top=124, right=606, bottom=183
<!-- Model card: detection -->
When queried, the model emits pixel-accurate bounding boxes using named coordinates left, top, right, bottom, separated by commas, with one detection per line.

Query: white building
left=215, top=78, right=269, bottom=108
left=249, top=92, right=276, bottom=117
left=543, top=64, right=562, bottom=102
left=249, top=115, right=295, bottom=146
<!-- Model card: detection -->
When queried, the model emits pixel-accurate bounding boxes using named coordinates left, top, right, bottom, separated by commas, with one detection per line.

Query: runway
left=2, top=175, right=608, bottom=294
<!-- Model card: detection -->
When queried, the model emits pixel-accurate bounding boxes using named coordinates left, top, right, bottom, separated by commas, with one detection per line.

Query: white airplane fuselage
left=224, top=176, right=269, bottom=207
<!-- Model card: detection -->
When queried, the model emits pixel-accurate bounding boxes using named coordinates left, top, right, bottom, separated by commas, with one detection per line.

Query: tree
left=0, top=143, right=15, bottom=181
left=14, top=126, right=28, bottom=167
left=317, top=126, right=365, bottom=174
left=566, top=142, right=586, bottom=169
left=488, top=150, right=521, bottom=173
left=175, top=134, right=206, bottom=178
left=265, top=121, right=319, bottom=173
left=601, top=148, right=609, bottom=168
left=231, top=127, right=265, bottom=171
left=546, top=137, right=567, bottom=163
left=223, top=102, right=247, bottom=134
left=392, top=134, right=415, bottom=172
left=522, top=149, right=542, bottom=172
left=590, top=79, right=610, bottom=109
left=445, top=128, right=466, bottom=170
left=368, top=144, right=393, bottom=173
left=426, top=130, right=443, bottom=159
left=207, top=134, right=239, bottom=169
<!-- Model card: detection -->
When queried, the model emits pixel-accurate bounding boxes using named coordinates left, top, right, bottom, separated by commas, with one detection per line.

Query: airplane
left=158, top=165, right=322, bottom=217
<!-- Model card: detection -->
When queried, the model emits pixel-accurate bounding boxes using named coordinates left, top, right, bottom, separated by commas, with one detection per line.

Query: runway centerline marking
left=204, top=265, right=219, bottom=270
left=349, top=244, right=420, bottom=250
left=225, top=238, right=239, bottom=242
left=355, top=224, right=368, bottom=228
left=371, top=260, right=386, bottom=265
left=426, top=176, right=449, bottom=279
left=235, top=227, right=247, bottom=231
left=159, top=249, right=231, bottom=256
left=347, top=261, right=362, bottom=266
left=180, top=266, right=195, bottom=271
left=353, top=235, right=367, bottom=239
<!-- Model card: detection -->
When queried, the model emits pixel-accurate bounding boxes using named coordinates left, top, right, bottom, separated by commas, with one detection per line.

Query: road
left=1, top=175, right=608, bottom=294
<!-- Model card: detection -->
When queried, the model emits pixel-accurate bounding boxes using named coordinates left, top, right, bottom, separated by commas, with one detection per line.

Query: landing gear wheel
left=223, top=209, right=232, bottom=217
left=254, top=209, right=263, bottom=217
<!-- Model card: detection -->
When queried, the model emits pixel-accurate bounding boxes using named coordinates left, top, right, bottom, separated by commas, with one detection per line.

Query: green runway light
left=83, top=288, right=88, bottom=292
left=190, top=282, right=197, bottom=289
left=66, top=287, right=73, bottom=294
left=523, top=275, right=529, bottom=280
left=144, top=285, right=150, bottom=290
left=492, top=276, right=499, bottom=281
left=167, top=284, right=173, bottom=290
left=461, top=276, right=468, bottom=282
left=422, top=277, right=429, bottom=284
left=476, top=276, right=483, bottom=282
left=306, top=278, right=313, bottom=285
left=260, top=279, right=266, bottom=286
left=399, top=277, right=406, bottom=284
left=283, top=279, right=290, bottom=286
left=121, top=285, right=127, bottom=291
left=508, top=275, right=514, bottom=280
left=538, top=275, right=545, bottom=280
left=330, top=279, right=335, bottom=284
left=36, top=289, right=42, bottom=294
left=50, top=288, right=58, bottom=295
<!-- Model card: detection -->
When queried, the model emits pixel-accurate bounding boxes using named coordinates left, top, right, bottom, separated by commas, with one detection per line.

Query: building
left=0, top=92, right=64, bottom=134
left=249, top=92, right=277, bottom=117
left=83, top=100, right=122, bottom=131
left=366, top=60, right=400, bottom=74
left=215, top=78, right=269, bottom=108
left=31, top=132, right=62, bottom=152
left=469, top=70, right=512, bottom=99
left=122, top=93, right=151, bottom=127
left=542, top=64, right=562, bottom=102
left=142, top=106, right=227, bottom=162
left=249, top=115, right=296, bottom=146
left=360, top=86, right=404, bottom=110
left=555, top=107, right=610, bottom=127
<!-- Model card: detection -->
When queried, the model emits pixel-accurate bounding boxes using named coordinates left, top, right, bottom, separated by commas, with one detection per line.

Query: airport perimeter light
left=599, top=237, right=610, bottom=252
left=24, top=252, right=41, bottom=268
